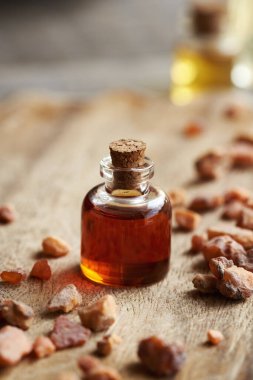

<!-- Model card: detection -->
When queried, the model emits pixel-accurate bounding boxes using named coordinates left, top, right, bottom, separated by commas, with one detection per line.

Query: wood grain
left=0, top=90, right=253, bottom=380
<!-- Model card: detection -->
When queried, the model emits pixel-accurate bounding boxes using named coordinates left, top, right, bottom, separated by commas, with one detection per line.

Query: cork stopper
left=191, top=1, right=226, bottom=36
left=109, top=139, right=146, bottom=168
left=108, top=139, right=147, bottom=191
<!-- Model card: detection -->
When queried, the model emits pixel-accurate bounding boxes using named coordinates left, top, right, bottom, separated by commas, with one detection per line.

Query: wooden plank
left=0, top=90, right=253, bottom=380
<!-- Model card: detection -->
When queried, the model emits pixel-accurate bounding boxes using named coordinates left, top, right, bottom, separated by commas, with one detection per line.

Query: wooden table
left=0, top=90, right=253, bottom=380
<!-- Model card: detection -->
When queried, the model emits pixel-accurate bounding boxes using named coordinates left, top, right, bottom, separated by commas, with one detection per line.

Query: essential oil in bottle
left=170, top=0, right=240, bottom=105
left=80, top=139, right=171, bottom=286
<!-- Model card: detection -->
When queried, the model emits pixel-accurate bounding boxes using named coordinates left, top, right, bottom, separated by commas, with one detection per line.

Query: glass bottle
left=229, top=0, right=253, bottom=90
left=80, top=139, right=171, bottom=287
left=170, top=0, right=240, bottom=105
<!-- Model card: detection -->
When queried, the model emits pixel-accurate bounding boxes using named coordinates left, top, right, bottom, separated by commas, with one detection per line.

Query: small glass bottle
left=170, top=0, right=240, bottom=105
left=80, top=139, right=171, bottom=287
left=228, top=0, right=253, bottom=90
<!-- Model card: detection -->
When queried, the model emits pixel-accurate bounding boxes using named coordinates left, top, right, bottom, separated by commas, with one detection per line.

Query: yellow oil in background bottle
left=229, top=0, right=253, bottom=90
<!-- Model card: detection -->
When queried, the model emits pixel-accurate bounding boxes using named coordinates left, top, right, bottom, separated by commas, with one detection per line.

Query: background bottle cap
left=191, top=1, right=226, bottom=36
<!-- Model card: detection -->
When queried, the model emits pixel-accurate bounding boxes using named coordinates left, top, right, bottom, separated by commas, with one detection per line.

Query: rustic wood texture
left=0, top=90, right=253, bottom=380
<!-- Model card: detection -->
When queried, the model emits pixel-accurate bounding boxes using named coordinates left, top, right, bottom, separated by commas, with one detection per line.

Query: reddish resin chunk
left=209, top=257, right=253, bottom=300
left=42, top=236, right=70, bottom=257
left=30, top=259, right=52, bottom=280
left=0, top=299, right=34, bottom=330
left=195, top=149, right=229, bottom=180
left=191, top=234, right=207, bottom=253
left=138, top=336, right=186, bottom=376
left=229, top=143, right=253, bottom=167
left=192, top=274, right=218, bottom=294
left=168, top=188, right=187, bottom=208
left=221, top=201, right=243, bottom=220
left=1, top=268, right=26, bottom=284
left=207, top=225, right=253, bottom=250
left=47, top=284, right=82, bottom=313
left=189, top=195, right=223, bottom=213
left=224, top=187, right=251, bottom=204
left=33, top=336, right=56, bottom=358
left=183, top=120, right=205, bottom=137
left=207, top=329, right=224, bottom=345
left=0, top=205, right=16, bottom=224
left=203, top=235, right=246, bottom=263
left=79, top=295, right=117, bottom=332
left=0, top=326, right=32, bottom=366
left=50, top=315, right=91, bottom=350
left=175, top=208, right=201, bottom=231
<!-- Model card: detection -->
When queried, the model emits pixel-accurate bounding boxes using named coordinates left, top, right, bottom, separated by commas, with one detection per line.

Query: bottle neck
left=100, top=156, right=154, bottom=196
left=187, top=1, right=228, bottom=39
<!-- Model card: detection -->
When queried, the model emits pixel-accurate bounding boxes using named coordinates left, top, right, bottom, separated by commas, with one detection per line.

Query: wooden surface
left=0, top=90, right=253, bottom=380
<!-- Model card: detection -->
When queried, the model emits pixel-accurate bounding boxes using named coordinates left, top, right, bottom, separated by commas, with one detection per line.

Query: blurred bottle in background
left=170, top=0, right=242, bottom=105
left=229, top=0, right=253, bottom=90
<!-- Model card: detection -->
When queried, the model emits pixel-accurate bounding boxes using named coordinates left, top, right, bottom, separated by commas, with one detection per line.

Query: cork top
left=109, top=139, right=146, bottom=168
left=191, top=1, right=226, bottom=36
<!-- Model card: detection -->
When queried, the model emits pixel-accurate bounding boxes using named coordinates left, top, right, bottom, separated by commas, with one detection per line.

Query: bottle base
left=80, top=260, right=169, bottom=287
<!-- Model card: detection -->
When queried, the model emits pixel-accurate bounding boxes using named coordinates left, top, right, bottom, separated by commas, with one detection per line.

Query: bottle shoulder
left=175, top=34, right=239, bottom=57
left=82, top=183, right=171, bottom=219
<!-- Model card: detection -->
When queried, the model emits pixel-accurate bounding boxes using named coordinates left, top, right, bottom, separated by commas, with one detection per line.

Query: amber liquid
left=81, top=185, right=171, bottom=286
left=170, top=45, right=234, bottom=105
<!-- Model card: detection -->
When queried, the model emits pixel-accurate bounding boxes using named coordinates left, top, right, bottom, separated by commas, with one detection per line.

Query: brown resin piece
left=189, top=195, right=224, bottom=213
left=0, top=205, right=16, bottom=224
left=1, top=268, right=26, bottom=284
left=96, top=334, right=122, bottom=357
left=237, top=208, right=253, bottom=231
left=0, top=326, right=32, bottom=366
left=30, top=259, right=52, bottom=280
left=229, top=143, right=253, bottom=167
left=207, top=330, right=224, bottom=345
left=203, top=236, right=246, bottom=264
left=138, top=336, right=186, bottom=376
left=192, top=274, right=218, bottom=294
left=109, top=139, right=146, bottom=168
left=224, top=104, right=247, bottom=120
left=207, top=225, right=253, bottom=249
left=0, top=299, right=34, bottom=330
left=42, top=236, right=70, bottom=257
left=209, top=257, right=253, bottom=299
left=183, top=120, right=204, bottom=137
left=191, top=234, right=207, bottom=253
left=195, top=149, right=229, bottom=180
left=224, top=187, right=251, bottom=204
left=219, top=266, right=253, bottom=300
left=209, top=257, right=234, bottom=280
left=174, top=208, right=201, bottom=231
left=78, top=355, right=101, bottom=374
left=48, top=284, right=82, bottom=313
left=33, top=336, right=56, bottom=358
left=78, top=355, right=122, bottom=380
left=50, top=315, right=91, bottom=350
left=221, top=201, right=243, bottom=220
left=243, top=249, right=253, bottom=272
left=247, top=199, right=253, bottom=210
left=79, top=295, right=117, bottom=332
left=235, top=133, right=253, bottom=145
left=168, top=188, right=187, bottom=208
